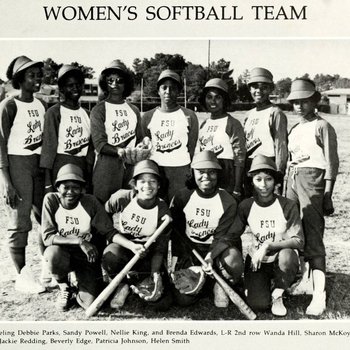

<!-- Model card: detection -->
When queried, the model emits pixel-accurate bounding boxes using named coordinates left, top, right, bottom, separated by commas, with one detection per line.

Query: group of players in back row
left=0, top=55, right=338, bottom=318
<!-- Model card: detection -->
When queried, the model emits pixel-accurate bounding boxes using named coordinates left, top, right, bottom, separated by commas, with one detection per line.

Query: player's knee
left=246, top=292, right=270, bottom=312
left=278, top=248, right=298, bottom=273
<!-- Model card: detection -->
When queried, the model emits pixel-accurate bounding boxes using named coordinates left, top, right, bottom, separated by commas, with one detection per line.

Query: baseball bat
left=85, top=214, right=172, bottom=317
left=192, top=249, right=257, bottom=320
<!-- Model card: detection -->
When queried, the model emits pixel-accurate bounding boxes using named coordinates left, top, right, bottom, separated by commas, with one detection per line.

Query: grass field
left=0, top=111, right=349, bottom=321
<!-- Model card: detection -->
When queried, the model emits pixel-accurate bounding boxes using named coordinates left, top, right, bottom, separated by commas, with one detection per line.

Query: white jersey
left=196, top=117, right=234, bottom=159
left=118, top=197, right=158, bottom=243
left=244, top=106, right=275, bottom=158
left=54, top=202, right=92, bottom=242
left=183, top=191, right=224, bottom=245
left=104, top=101, right=137, bottom=147
left=148, top=108, right=191, bottom=167
left=247, top=200, right=287, bottom=263
left=57, top=105, right=90, bottom=157
left=7, top=98, right=45, bottom=155
left=288, top=119, right=327, bottom=169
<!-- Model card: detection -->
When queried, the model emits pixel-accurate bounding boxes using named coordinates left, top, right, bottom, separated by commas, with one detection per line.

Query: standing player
left=91, top=60, right=143, bottom=203
left=102, top=160, right=171, bottom=310
left=286, top=79, right=339, bottom=316
left=42, top=164, right=118, bottom=311
left=170, top=151, right=243, bottom=308
left=197, top=78, right=246, bottom=199
left=0, top=56, right=46, bottom=293
left=232, top=155, right=304, bottom=316
left=244, top=67, right=288, bottom=196
left=141, top=69, right=199, bottom=202
left=40, top=64, right=94, bottom=191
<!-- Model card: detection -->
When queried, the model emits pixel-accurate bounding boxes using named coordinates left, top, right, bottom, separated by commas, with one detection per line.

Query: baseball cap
left=12, top=56, right=43, bottom=77
left=157, top=69, right=182, bottom=89
left=248, top=154, right=277, bottom=175
left=101, top=60, right=128, bottom=76
left=55, top=164, right=86, bottom=186
left=248, top=67, right=274, bottom=86
left=287, top=79, right=321, bottom=102
left=57, top=64, right=84, bottom=85
left=133, top=160, right=160, bottom=178
left=191, top=151, right=222, bottom=170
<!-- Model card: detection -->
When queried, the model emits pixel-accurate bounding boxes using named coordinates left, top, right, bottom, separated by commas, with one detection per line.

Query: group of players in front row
left=0, top=55, right=338, bottom=318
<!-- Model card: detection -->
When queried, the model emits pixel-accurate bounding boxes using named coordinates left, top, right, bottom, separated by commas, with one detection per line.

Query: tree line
left=4, top=55, right=350, bottom=103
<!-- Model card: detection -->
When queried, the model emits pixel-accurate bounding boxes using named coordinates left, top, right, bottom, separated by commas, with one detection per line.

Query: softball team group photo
left=0, top=52, right=342, bottom=321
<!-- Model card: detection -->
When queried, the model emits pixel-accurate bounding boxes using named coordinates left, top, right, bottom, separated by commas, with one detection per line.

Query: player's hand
left=3, top=182, right=22, bottom=209
left=130, top=272, right=163, bottom=302
left=202, top=253, right=214, bottom=275
left=131, top=243, right=147, bottom=258
left=251, top=244, right=269, bottom=271
left=231, top=190, right=242, bottom=203
left=79, top=240, right=99, bottom=263
left=323, top=193, right=334, bottom=216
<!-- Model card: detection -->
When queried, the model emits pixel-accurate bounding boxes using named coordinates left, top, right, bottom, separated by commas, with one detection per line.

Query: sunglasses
left=107, top=77, right=125, bottom=85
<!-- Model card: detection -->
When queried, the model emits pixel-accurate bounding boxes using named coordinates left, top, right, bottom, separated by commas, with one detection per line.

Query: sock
left=9, top=247, right=25, bottom=273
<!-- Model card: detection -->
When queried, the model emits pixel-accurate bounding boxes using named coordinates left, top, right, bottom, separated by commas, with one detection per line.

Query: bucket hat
left=248, top=154, right=277, bottom=175
left=57, top=64, right=84, bottom=85
left=157, top=69, right=182, bottom=89
left=248, top=67, right=273, bottom=86
left=55, top=164, right=85, bottom=186
left=191, top=151, right=222, bottom=170
left=133, top=160, right=160, bottom=179
left=12, top=56, right=43, bottom=77
left=287, top=79, right=321, bottom=102
left=101, top=60, right=128, bottom=76
left=199, top=78, right=230, bottom=107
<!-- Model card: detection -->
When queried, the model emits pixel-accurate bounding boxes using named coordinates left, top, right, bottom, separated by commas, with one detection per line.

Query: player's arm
left=270, top=108, right=288, bottom=175
left=227, top=116, right=246, bottom=196
left=317, top=119, right=339, bottom=215
left=0, top=100, right=21, bottom=208
left=207, top=193, right=238, bottom=260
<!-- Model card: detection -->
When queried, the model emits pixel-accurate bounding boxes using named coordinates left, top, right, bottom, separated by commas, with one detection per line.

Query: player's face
left=292, top=98, right=316, bottom=119
left=135, top=173, right=160, bottom=201
left=205, top=88, right=224, bottom=115
left=62, top=76, right=83, bottom=102
left=194, top=168, right=218, bottom=195
left=106, top=72, right=125, bottom=97
left=57, top=180, right=83, bottom=209
left=250, top=82, right=272, bottom=105
left=252, top=171, right=275, bottom=202
left=21, top=66, right=42, bottom=93
left=158, top=79, right=179, bottom=108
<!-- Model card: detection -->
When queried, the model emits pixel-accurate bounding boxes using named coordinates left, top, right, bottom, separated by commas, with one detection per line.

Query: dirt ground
left=0, top=112, right=349, bottom=321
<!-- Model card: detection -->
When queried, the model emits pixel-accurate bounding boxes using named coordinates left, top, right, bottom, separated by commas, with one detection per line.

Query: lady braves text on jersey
left=7, top=98, right=45, bottom=155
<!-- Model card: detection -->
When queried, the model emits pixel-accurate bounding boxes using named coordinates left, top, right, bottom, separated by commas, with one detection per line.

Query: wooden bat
left=85, top=215, right=172, bottom=317
left=192, top=249, right=257, bottom=320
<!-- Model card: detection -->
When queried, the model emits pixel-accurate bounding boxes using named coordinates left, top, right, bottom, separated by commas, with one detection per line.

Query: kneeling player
left=42, top=164, right=118, bottom=311
left=102, top=160, right=172, bottom=310
left=170, top=151, right=243, bottom=307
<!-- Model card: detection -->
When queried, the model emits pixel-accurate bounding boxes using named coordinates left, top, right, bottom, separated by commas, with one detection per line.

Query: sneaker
left=40, top=258, right=57, bottom=288
left=271, top=295, right=287, bottom=317
left=56, top=287, right=72, bottom=311
left=306, top=291, right=326, bottom=316
left=15, top=266, right=46, bottom=294
left=288, top=275, right=313, bottom=295
left=110, top=284, right=130, bottom=309
left=213, top=282, right=229, bottom=308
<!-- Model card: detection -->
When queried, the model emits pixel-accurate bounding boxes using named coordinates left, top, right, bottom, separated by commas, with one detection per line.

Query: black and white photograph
left=0, top=0, right=349, bottom=349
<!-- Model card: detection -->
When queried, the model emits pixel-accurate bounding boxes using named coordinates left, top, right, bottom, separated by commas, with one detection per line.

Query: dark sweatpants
left=244, top=249, right=299, bottom=312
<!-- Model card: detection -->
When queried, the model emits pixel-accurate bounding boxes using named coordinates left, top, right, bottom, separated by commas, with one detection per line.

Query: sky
left=0, top=39, right=349, bottom=83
